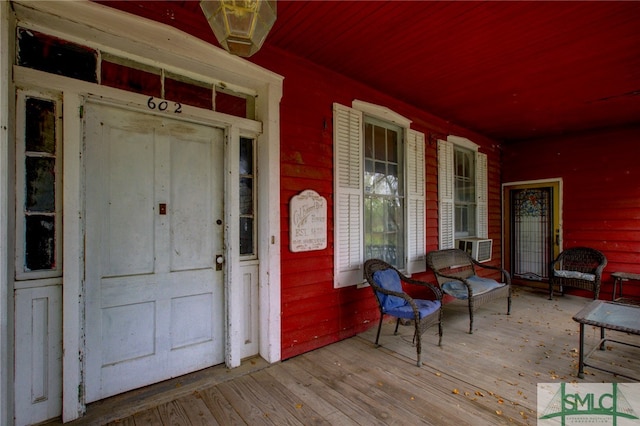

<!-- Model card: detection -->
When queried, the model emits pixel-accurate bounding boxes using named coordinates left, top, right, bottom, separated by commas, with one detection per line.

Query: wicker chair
left=364, top=259, right=443, bottom=366
left=426, top=249, right=511, bottom=334
left=549, top=247, right=607, bottom=300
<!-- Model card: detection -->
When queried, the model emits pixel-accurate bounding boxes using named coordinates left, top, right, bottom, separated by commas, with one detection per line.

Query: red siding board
left=96, top=4, right=507, bottom=362
left=504, top=126, right=640, bottom=300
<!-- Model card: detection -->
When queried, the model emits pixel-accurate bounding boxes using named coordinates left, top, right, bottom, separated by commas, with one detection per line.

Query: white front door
left=84, top=102, right=225, bottom=402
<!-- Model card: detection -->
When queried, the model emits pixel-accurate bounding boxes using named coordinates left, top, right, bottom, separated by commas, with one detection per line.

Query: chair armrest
left=367, top=282, right=424, bottom=319
left=470, top=260, right=512, bottom=285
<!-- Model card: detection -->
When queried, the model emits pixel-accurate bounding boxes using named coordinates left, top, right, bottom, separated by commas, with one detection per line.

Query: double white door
left=84, top=103, right=225, bottom=402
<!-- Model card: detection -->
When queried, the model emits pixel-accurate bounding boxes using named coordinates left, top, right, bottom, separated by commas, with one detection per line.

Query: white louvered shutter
left=476, top=152, right=488, bottom=239
left=333, top=103, right=364, bottom=288
left=406, top=129, right=426, bottom=274
left=437, top=139, right=455, bottom=249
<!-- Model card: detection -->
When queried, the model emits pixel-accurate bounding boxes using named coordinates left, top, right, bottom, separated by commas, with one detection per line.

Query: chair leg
left=394, top=318, right=401, bottom=335
left=468, top=300, right=474, bottom=334
left=507, top=294, right=512, bottom=315
left=414, top=319, right=422, bottom=367
left=374, top=314, right=384, bottom=346
left=437, top=320, right=443, bottom=346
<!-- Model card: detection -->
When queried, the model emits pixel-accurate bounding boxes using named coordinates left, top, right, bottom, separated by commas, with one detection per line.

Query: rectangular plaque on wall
left=290, top=189, right=327, bottom=252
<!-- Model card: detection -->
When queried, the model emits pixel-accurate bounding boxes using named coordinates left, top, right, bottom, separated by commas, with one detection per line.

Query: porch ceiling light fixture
left=200, top=0, right=277, bottom=57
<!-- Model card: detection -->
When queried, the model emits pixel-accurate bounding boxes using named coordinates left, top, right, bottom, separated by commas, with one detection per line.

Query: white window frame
left=437, top=135, right=488, bottom=249
left=15, top=90, right=63, bottom=282
left=333, top=101, right=426, bottom=288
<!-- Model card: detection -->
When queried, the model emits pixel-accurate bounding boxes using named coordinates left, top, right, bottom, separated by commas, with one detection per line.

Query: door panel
left=170, top=136, right=215, bottom=271
left=84, top=103, right=225, bottom=402
left=104, top=126, right=155, bottom=277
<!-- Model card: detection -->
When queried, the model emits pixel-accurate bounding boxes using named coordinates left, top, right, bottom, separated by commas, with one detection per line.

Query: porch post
left=256, top=80, right=282, bottom=363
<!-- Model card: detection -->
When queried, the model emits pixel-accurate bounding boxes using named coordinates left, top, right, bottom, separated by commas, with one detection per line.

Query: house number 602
left=147, top=97, right=182, bottom=114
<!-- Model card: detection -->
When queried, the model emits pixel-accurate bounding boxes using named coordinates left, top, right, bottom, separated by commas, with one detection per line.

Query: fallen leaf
left=452, top=388, right=459, bottom=394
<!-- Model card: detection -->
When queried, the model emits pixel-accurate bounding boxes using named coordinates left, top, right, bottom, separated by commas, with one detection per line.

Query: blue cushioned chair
left=364, top=259, right=443, bottom=366
left=427, top=249, right=511, bottom=334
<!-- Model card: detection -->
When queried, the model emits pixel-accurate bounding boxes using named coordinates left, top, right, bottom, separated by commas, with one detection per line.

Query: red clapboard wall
left=91, top=0, right=506, bottom=360
left=502, top=126, right=640, bottom=300
left=251, top=51, right=504, bottom=359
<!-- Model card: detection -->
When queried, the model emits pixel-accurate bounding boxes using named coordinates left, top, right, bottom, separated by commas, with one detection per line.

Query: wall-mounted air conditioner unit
left=456, top=238, right=492, bottom=262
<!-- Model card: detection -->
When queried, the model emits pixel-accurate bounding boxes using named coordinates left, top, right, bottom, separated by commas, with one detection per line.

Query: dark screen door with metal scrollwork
left=510, top=187, right=553, bottom=281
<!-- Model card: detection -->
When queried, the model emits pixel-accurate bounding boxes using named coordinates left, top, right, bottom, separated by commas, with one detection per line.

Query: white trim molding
left=352, top=99, right=412, bottom=127
left=447, top=135, right=479, bottom=151
left=8, top=1, right=283, bottom=422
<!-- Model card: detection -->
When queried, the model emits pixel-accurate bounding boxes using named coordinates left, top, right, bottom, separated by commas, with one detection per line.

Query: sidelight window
left=16, top=91, right=62, bottom=278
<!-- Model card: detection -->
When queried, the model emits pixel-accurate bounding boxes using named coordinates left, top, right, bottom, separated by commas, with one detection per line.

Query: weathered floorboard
left=44, top=287, right=639, bottom=426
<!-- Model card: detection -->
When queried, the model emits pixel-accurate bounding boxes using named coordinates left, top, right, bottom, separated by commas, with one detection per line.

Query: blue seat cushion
left=372, top=269, right=405, bottom=310
left=386, top=299, right=441, bottom=320
left=442, top=275, right=504, bottom=300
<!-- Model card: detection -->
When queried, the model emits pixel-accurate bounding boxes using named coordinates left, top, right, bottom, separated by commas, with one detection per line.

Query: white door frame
left=0, top=2, right=13, bottom=425
left=7, top=1, right=282, bottom=422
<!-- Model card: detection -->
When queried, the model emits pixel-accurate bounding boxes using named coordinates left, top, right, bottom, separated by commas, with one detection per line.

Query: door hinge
left=79, top=105, right=84, bottom=119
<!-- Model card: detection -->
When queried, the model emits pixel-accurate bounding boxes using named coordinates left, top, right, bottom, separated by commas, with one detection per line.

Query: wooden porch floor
left=45, top=286, right=639, bottom=425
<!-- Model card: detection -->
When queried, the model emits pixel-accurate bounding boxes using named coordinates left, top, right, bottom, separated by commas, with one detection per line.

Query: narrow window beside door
left=17, top=94, right=62, bottom=276
left=240, top=137, right=256, bottom=257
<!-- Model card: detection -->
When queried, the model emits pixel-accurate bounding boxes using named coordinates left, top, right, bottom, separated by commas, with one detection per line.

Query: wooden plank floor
left=43, top=286, right=639, bottom=426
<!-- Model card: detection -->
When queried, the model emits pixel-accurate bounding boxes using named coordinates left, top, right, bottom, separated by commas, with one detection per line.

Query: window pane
left=25, top=215, right=55, bottom=271
left=374, top=126, right=386, bottom=161
left=388, top=164, right=398, bottom=194
left=215, top=88, right=252, bottom=119
left=25, top=98, right=56, bottom=153
left=455, top=176, right=475, bottom=202
left=239, top=177, right=253, bottom=215
left=239, top=217, right=254, bottom=256
left=240, top=137, right=253, bottom=175
left=364, top=124, right=373, bottom=158
left=26, top=157, right=55, bottom=212
left=17, top=28, right=98, bottom=83
left=387, top=129, right=397, bottom=163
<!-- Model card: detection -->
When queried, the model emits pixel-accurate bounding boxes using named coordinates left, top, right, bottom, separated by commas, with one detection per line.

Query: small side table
left=573, top=300, right=640, bottom=380
left=611, top=272, right=640, bottom=304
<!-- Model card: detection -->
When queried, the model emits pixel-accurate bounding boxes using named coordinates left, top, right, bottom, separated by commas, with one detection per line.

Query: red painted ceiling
left=97, top=1, right=640, bottom=143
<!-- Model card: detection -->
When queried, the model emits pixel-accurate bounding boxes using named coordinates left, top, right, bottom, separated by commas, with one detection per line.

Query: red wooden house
left=1, top=1, right=639, bottom=424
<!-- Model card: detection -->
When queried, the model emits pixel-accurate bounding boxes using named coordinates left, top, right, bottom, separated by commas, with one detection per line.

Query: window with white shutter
left=437, top=136, right=488, bottom=248
left=333, top=102, right=426, bottom=288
